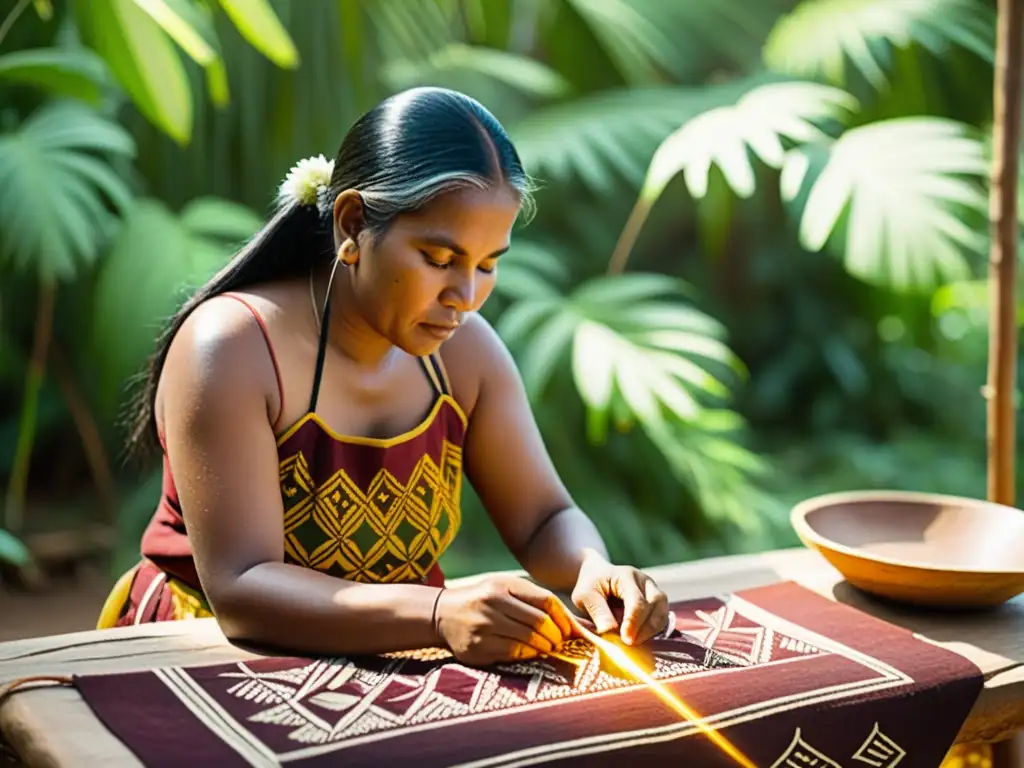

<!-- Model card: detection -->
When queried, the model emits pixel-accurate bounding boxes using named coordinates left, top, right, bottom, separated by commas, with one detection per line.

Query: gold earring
left=339, top=241, right=357, bottom=265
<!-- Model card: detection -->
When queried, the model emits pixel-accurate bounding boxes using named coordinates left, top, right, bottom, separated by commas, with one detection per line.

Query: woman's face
left=336, top=184, right=521, bottom=356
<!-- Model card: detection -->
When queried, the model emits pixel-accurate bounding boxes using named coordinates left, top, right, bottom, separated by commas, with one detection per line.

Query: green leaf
left=572, top=321, right=617, bottom=415
left=493, top=297, right=562, bottom=348
left=782, top=117, right=988, bottom=291
left=563, top=0, right=780, bottom=86
left=366, top=0, right=459, bottom=63
left=640, top=330, right=745, bottom=374
left=499, top=273, right=740, bottom=434
left=0, top=102, right=135, bottom=281
left=24, top=99, right=136, bottom=155
left=75, top=0, right=193, bottom=144
left=215, top=0, right=299, bottom=68
left=518, top=310, right=580, bottom=397
left=178, top=196, right=263, bottom=242
left=0, top=47, right=109, bottom=104
left=89, top=198, right=239, bottom=414
left=33, top=0, right=54, bottom=20
left=493, top=240, right=569, bottom=301
left=0, top=528, right=31, bottom=568
left=641, top=81, right=856, bottom=203
left=511, top=87, right=717, bottom=193
left=130, top=0, right=230, bottom=105
left=930, top=278, right=1024, bottom=327
left=382, top=43, right=571, bottom=99
left=564, top=0, right=677, bottom=85
left=571, top=272, right=690, bottom=308
left=130, top=0, right=219, bottom=65
left=763, top=0, right=995, bottom=90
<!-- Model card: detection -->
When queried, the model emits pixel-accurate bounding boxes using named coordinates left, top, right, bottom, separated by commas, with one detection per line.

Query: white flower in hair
left=277, top=154, right=334, bottom=209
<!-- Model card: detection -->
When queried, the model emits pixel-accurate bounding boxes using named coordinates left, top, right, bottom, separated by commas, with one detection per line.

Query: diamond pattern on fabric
left=279, top=441, right=462, bottom=583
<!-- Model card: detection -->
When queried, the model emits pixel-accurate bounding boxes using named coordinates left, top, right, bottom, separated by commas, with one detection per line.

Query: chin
left=395, top=334, right=443, bottom=358
left=403, top=341, right=442, bottom=358
left=402, top=323, right=459, bottom=355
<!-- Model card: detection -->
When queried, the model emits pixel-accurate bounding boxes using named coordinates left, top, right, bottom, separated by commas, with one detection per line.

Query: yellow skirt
left=96, top=561, right=213, bottom=629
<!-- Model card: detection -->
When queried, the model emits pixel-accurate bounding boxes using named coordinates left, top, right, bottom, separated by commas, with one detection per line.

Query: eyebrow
left=418, top=234, right=510, bottom=259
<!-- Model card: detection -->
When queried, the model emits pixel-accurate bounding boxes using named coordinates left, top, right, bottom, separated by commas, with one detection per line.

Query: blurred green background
left=0, top=0, right=1017, bottom=587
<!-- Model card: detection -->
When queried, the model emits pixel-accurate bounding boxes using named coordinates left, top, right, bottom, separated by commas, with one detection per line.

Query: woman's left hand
left=571, top=550, right=670, bottom=646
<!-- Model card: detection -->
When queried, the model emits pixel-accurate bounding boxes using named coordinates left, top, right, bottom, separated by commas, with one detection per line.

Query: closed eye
left=421, top=250, right=498, bottom=274
left=420, top=250, right=450, bottom=270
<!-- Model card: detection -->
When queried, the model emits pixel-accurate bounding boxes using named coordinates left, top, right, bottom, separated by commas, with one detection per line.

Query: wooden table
left=2, top=547, right=1023, bottom=767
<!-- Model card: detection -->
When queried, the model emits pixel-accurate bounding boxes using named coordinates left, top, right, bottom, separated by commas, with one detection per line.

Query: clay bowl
left=791, top=490, right=1024, bottom=608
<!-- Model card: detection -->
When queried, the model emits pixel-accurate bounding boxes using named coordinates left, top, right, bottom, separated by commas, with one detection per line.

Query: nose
left=440, top=269, right=475, bottom=313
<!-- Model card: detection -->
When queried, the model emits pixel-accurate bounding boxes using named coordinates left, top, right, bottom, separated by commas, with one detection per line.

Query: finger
left=489, top=610, right=556, bottom=655
left=616, top=574, right=652, bottom=645
left=506, top=580, right=574, bottom=640
left=644, top=576, right=668, bottom=617
left=496, top=595, right=566, bottom=649
left=633, top=582, right=670, bottom=645
left=568, top=613, right=596, bottom=637
left=475, top=636, right=538, bottom=665
left=574, top=589, right=618, bottom=636
left=510, top=642, right=539, bottom=661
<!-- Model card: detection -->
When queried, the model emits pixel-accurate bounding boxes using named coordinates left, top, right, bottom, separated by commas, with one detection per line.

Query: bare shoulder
left=438, top=312, right=519, bottom=415
left=156, top=293, right=286, bottom=433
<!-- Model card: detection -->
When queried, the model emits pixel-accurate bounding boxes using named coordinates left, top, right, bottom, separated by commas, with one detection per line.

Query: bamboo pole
left=986, top=0, right=1024, bottom=508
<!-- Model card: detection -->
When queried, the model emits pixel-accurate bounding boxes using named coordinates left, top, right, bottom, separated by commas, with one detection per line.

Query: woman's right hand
left=434, top=576, right=576, bottom=666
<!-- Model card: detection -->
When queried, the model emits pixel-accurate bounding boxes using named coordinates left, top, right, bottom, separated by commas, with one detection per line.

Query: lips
left=420, top=323, right=458, bottom=340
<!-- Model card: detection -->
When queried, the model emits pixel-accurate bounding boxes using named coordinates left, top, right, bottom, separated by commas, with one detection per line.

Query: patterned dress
left=97, top=291, right=466, bottom=627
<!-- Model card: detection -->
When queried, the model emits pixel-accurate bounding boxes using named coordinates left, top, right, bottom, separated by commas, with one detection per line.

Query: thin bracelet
left=430, top=587, right=446, bottom=643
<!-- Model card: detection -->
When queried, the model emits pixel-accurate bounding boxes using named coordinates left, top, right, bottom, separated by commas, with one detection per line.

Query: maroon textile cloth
left=75, top=582, right=983, bottom=767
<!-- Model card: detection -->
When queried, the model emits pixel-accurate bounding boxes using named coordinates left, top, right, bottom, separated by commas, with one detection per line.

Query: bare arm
left=445, top=314, right=609, bottom=593
left=159, top=300, right=440, bottom=655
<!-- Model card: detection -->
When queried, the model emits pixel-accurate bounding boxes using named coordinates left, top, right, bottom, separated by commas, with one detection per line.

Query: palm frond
left=564, top=0, right=785, bottom=84
left=495, top=269, right=770, bottom=536
left=496, top=272, right=742, bottom=430
left=381, top=43, right=571, bottom=100
left=511, top=86, right=722, bottom=194
left=764, top=0, right=995, bottom=90
left=781, top=116, right=988, bottom=291
left=0, top=47, right=110, bottom=105
left=491, top=240, right=570, bottom=302
left=0, top=102, right=135, bottom=280
left=642, top=81, right=857, bottom=203
left=366, top=0, right=460, bottom=63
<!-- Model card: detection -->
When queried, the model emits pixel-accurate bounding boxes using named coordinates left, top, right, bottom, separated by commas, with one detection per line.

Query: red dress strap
left=219, top=292, right=286, bottom=420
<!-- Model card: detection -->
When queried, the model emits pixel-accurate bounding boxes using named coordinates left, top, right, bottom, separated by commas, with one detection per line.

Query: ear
left=332, top=189, right=366, bottom=250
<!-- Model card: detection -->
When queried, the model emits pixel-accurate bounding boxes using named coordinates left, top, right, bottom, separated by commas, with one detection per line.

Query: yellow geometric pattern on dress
left=278, top=440, right=463, bottom=584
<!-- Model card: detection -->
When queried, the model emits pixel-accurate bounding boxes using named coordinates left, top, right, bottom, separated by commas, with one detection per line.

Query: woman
left=98, top=86, right=670, bottom=666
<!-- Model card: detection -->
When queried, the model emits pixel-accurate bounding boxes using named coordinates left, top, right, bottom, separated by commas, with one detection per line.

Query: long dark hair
left=124, top=86, right=533, bottom=460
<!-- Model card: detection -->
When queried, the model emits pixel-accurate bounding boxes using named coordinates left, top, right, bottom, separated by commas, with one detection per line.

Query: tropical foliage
left=0, top=0, right=1011, bottom=579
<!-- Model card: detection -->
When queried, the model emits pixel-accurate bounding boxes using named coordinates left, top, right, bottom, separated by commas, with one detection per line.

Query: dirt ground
left=0, top=567, right=112, bottom=642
